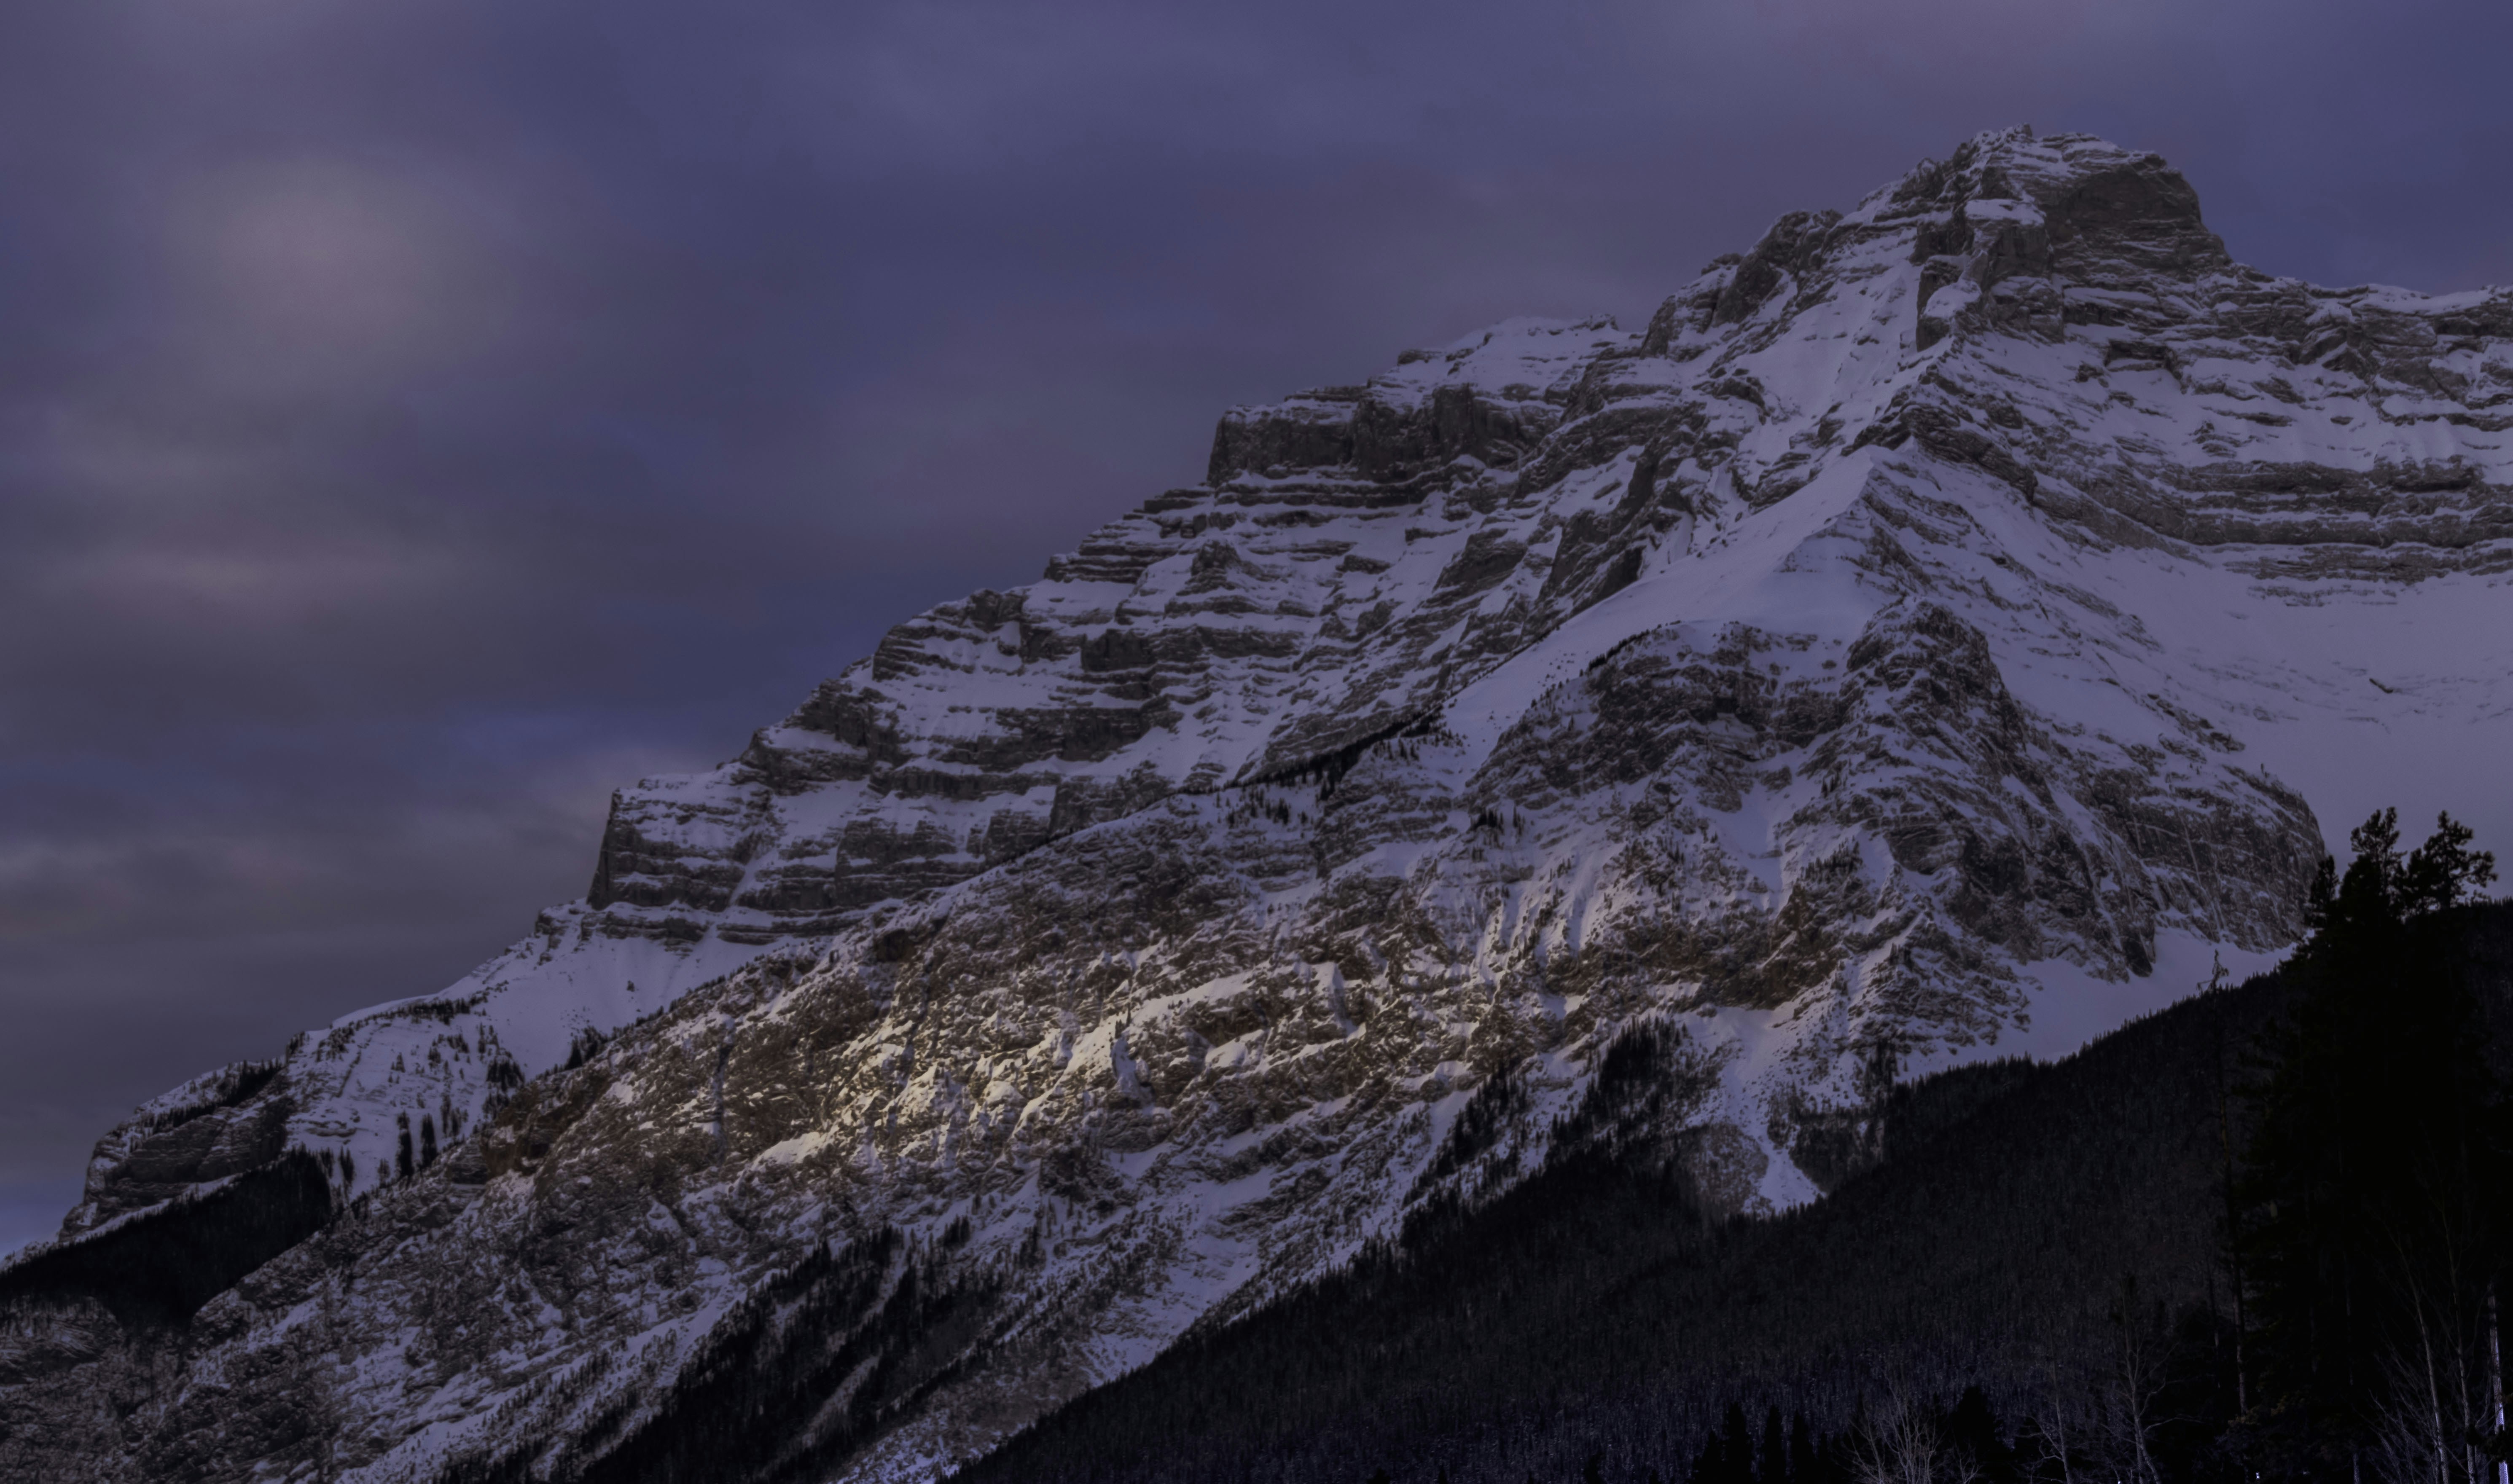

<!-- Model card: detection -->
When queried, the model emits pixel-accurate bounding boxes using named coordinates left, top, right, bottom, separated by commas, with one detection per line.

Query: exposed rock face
left=7, top=128, right=2513, bottom=1483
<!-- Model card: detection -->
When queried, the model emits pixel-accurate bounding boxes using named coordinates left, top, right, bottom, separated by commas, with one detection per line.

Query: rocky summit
left=5, top=127, right=2511, bottom=1483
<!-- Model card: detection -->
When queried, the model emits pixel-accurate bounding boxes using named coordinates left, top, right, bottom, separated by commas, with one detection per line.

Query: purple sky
left=4, top=0, right=2508, bottom=1256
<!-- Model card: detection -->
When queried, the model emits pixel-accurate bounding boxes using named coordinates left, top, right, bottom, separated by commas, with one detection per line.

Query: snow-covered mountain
left=5, top=127, right=2510, bottom=1483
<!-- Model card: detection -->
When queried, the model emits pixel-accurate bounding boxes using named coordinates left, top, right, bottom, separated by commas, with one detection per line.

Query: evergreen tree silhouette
left=1789, top=1412, right=1820, bottom=1484
left=2239, top=808, right=2511, bottom=1477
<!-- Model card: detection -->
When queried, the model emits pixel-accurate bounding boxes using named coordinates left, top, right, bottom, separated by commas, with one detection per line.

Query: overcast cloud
left=3, top=0, right=2507, bottom=1255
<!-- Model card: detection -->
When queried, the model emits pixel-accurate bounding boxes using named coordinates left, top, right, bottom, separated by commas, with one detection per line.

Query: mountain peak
left=1875, top=126, right=2228, bottom=273
left=1656, top=128, right=2231, bottom=365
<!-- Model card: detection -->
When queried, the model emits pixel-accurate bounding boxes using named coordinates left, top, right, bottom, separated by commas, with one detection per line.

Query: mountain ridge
left=4, top=125, right=2511, bottom=1483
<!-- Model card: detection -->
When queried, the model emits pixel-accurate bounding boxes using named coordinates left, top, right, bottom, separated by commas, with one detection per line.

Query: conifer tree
left=2402, top=811, right=2499, bottom=916
left=2238, top=808, right=2510, bottom=1480
left=1725, top=1404, right=1758, bottom=1484
left=1944, top=1386, right=2013, bottom=1484
left=1789, top=1413, right=1820, bottom=1484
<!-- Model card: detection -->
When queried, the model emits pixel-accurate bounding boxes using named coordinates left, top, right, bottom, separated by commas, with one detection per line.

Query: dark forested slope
left=964, top=901, right=2513, bottom=1484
